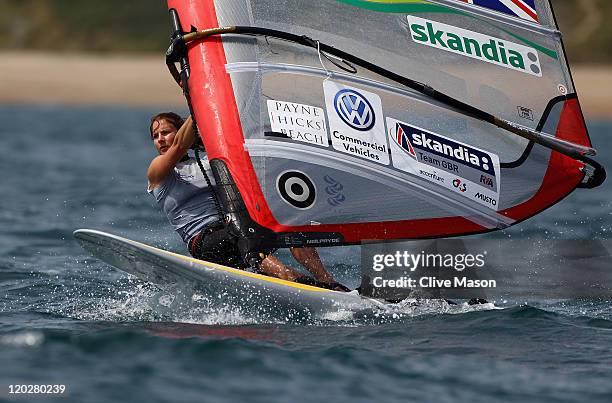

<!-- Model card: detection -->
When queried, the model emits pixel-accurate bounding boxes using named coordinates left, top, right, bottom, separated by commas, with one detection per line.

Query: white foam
left=0, top=331, right=44, bottom=347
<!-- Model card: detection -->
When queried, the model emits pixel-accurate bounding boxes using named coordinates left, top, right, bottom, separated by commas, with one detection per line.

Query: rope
left=194, top=145, right=226, bottom=224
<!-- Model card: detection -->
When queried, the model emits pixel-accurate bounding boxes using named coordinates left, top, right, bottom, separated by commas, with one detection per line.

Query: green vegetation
left=0, top=0, right=170, bottom=53
left=0, top=0, right=611, bottom=62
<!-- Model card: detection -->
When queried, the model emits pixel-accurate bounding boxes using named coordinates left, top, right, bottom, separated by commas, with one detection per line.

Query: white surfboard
left=74, top=229, right=379, bottom=315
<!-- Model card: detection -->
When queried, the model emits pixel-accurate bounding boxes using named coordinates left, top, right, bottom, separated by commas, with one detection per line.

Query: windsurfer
left=146, top=112, right=349, bottom=291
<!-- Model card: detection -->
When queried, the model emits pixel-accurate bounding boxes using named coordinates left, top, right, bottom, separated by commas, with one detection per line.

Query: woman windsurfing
left=146, top=112, right=349, bottom=291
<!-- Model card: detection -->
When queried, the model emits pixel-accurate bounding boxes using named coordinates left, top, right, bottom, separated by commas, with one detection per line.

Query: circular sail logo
left=276, top=171, right=316, bottom=209
left=334, top=89, right=375, bottom=131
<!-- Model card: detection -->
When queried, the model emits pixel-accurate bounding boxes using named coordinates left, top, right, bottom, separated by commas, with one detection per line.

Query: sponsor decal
left=267, top=100, right=328, bottom=146
left=324, top=81, right=389, bottom=165
left=387, top=117, right=501, bottom=210
left=305, top=237, right=342, bottom=245
left=280, top=235, right=305, bottom=246
left=480, top=174, right=495, bottom=188
left=453, top=178, right=467, bottom=192
left=420, top=169, right=445, bottom=183
left=455, top=0, right=539, bottom=23
left=395, top=122, right=495, bottom=176
left=395, top=122, right=416, bottom=158
left=407, top=16, right=542, bottom=76
left=334, top=89, right=376, bottom=131
left=517, top=106, right=534, bottom=121
left=475, top=192, right=498, bottom=207
left=276, top=171, right=316, bottom=209
left=323, top=175, right=346, bottom=207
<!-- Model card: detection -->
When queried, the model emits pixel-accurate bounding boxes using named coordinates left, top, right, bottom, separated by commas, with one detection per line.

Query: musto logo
left=407, top=16, right=542, bottom=77
left=334, top=89, right=376, bottom=131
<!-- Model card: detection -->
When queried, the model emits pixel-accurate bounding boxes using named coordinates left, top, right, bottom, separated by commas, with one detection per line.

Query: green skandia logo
left=407, top=16, right=542, bottom=77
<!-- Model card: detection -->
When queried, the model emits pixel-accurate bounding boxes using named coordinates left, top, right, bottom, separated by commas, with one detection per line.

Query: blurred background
left=0, top=0, right=611, bottom=117
left=1, top=0, right=611, bottom=58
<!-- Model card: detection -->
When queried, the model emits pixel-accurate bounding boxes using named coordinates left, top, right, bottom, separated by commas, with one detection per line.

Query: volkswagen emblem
left=333, top=89, right=375, bottom=131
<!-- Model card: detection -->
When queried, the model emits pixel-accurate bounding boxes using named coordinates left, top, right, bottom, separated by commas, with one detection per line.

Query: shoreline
left=1, top=51, right=611, bottom=119
left=0, top=52, right=185, bottom=108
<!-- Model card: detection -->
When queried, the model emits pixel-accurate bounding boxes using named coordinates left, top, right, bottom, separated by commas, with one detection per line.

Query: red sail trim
left=168, top=0, right=274, bottom=227
left=500, top=98, right=586, bottom=220
left=554, top=97, right=592, bottom=148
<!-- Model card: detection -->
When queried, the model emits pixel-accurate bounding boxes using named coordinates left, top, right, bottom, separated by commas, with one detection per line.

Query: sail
left=165, top=0, right=602, bottom=248
left=455, top=0, right=539, bottom=22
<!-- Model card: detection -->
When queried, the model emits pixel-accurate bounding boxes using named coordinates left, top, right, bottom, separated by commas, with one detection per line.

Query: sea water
left=1, top=105, right=611, bottom=402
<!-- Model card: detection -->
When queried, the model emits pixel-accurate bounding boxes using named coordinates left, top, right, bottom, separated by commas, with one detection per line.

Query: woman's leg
left=259, top=255, right=304, bottom=281
left=290, top=247, right=334, bottom=283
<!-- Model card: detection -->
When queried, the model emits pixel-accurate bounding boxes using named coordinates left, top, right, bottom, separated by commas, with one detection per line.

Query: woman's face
left=151, top=119, right=177, bottom=155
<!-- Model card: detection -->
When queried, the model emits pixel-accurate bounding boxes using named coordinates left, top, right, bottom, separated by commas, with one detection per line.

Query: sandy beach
left=0, top=52, right=185, bottom=108
left=1, top=51, right=611, bottom=119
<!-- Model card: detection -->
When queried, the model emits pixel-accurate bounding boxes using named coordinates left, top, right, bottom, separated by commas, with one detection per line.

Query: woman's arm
left=147, top=116, right=196, bottom=189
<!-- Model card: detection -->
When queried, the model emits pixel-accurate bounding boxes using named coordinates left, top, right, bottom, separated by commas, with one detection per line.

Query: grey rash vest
left=148, top=156, right=220, bottom=243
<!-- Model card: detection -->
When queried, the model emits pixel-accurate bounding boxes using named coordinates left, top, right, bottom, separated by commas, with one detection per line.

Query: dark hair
left=149, top=112, right=185, bottom=137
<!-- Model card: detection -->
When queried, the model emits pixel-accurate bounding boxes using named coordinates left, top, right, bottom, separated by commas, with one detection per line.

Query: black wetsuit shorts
left=188, top=222, right=250, bottom=270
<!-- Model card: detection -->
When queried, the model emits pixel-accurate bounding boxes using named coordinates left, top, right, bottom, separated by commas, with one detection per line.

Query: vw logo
left=334, top=89, right=375, bottom=131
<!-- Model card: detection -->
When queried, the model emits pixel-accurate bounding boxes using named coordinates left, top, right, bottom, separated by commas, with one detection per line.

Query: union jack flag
left=455, top=0, right=539, bottom=23
left=395, top=123, right=416, bottom=159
